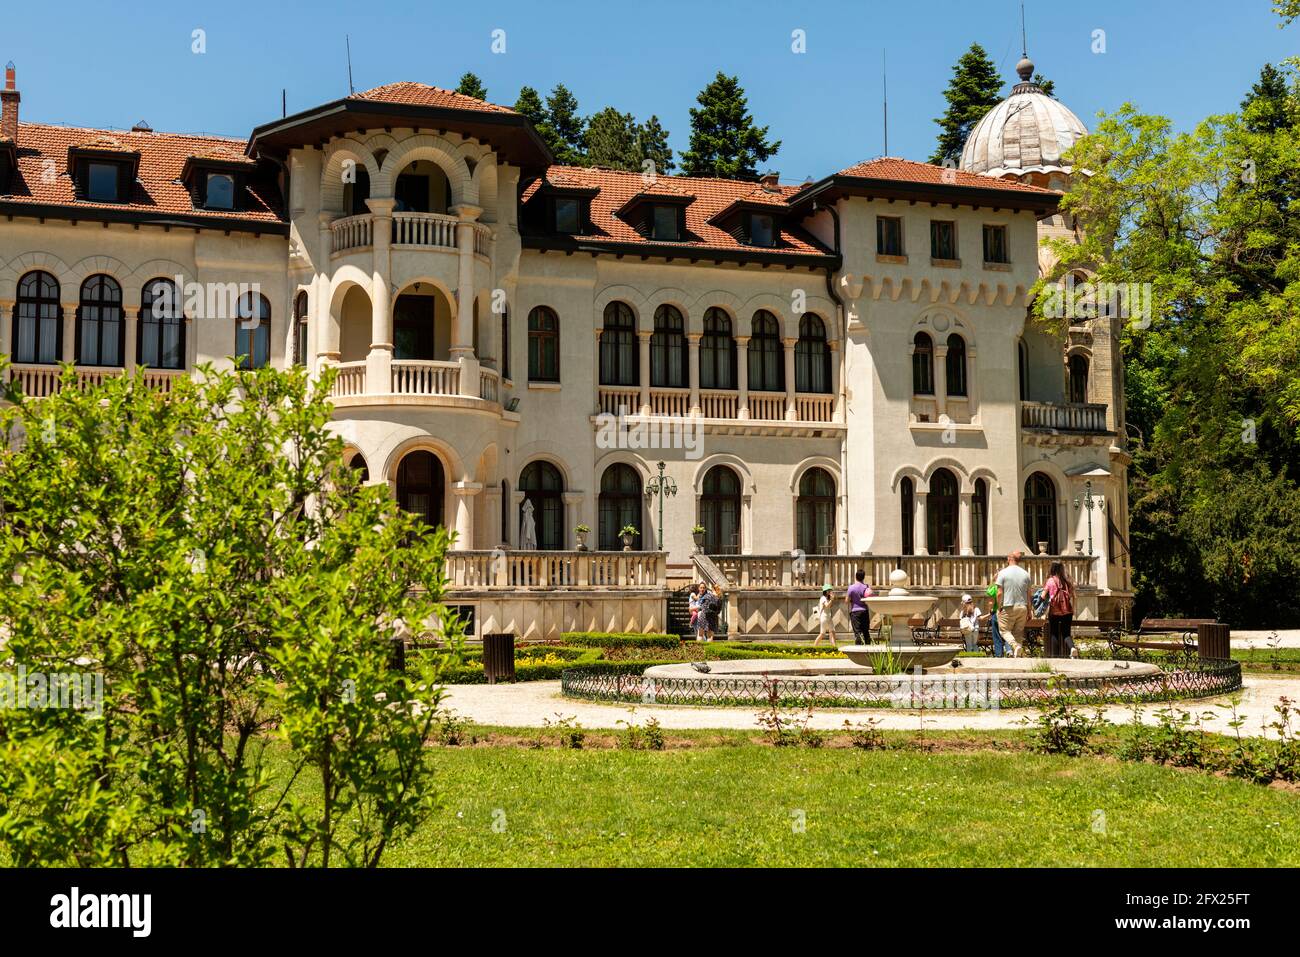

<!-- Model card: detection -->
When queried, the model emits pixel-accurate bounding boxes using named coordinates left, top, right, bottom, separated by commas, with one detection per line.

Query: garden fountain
left=838, top=568, right=962, bottom=672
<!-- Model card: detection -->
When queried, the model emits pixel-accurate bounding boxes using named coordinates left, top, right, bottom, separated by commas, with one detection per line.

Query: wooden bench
left=1107, top=617, right=1216, bottom=659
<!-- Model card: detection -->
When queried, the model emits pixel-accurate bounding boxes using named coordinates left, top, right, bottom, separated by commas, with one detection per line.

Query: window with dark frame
left=520, top=461, right=565, bottom=550
left=700, top=465, right=741, bottom=554
left=794, top=314, right=830, bottom=393
left=293, top=291, right=309, bottom=366
left=749, top=213, right=775, bottom=247
left=748, top=310, right=784, bottom=393
left=600, top=301, right=638, bottom=387
left=500, top=306, right=510, bottom=380
left=235, top=293, right=271, bottom=370
left=13, top=270, right=61, bottom=364
left=972, top=478, right=989, bottom=556
left=983, top=224, right=1009, bottom=263
left=598, top=464, right=643, bottom=551
left=78, top=275, right=124, bottom=367
left=86, top=161, right=120, bottom=202
left=527, top=305, right=560, bottom=382
left=900, top=477, right=915, bottom=555
left=554, top=197, right=581, bottom=234
left=1023, top=472, right=1059, bottom=554
left=796, top=467, right=836, bottom=555
left=912, top=332, right=934, bottom=395
left=700, top=308, right=736, bottom=390
left=651, top=205, right=680, bottom=241
left=945, top=333, right=967, bottom=397
left=140, top=278, right=184, bottom=370
left=930, top=220, right=957, bottom=260
left=650, top=304, right=687, bottom=388
left=205, top=172, right=236, bottom=210
left=926, top=468, right=959, bottom=554
left=876, top=216, right=903, bottom=256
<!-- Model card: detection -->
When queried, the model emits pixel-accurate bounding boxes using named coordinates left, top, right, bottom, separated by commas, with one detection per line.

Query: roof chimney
left=1, top=62, right=19, bottom=144
left=759, top=171, right=780, bottom=192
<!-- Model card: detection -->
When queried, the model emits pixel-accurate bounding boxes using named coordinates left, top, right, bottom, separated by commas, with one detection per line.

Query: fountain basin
left=839, top=642, right=963, bottom=672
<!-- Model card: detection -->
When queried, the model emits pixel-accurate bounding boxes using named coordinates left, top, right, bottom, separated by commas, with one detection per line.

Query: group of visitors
left=687, top=582, right=725, bottom=641
left=973, top=551, right=1076, bottom=658
left=809, top=570, right=875, bottom=646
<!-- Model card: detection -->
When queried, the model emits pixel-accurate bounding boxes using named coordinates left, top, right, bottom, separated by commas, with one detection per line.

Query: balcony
left=1021, top=401, right=1109, bottom=434
left=327, top=359, right=503, bottom=411
left=4, top=363, right=185, bottom=399
left=709, top=553, right=1099, bottom=591
left=444, top=550, right=667, bottom=589
left=330, top=212, right=490, bottom=257
left=595, top=386, right=836, bottom=426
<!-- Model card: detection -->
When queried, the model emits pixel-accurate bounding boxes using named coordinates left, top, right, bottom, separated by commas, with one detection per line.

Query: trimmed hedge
left=440, top=654, right=662, bottom=684
left=562, top=632, right=682, bottom=650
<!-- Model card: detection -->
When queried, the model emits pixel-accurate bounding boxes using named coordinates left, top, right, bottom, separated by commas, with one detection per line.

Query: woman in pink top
left=1043, top=561, right=1076, bottom=658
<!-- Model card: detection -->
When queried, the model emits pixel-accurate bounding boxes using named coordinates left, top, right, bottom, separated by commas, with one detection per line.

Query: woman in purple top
left=846, top=570, right=873, bottom=645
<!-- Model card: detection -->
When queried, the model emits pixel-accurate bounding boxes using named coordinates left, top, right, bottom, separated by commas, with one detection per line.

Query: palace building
left=0, top=56, right=1132, bottom=635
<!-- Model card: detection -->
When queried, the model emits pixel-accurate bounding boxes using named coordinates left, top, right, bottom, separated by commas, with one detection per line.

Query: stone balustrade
left=708, top=553, right=1099, bottom=591
left=443, top=550, right=668, bottom=589
left=4, top=363, right=184, bottom=399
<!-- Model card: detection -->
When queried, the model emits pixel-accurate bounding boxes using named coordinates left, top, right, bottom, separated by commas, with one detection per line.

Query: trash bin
left=483, top=633, right=516, bottom=684
left=1197, top=622, right=1230, bottom=661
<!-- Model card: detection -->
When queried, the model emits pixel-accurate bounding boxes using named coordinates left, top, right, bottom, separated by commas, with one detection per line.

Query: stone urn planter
left=575, top=528, right=589, bottom=551
left=620, top=526, right=638, bottom=551
left=692, top=529, right=705, bottom=552
left=1037, top=540, right=1050, bottom=555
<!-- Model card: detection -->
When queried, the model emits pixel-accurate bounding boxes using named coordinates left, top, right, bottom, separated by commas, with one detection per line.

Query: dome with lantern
left=960, top=55, right=1088, bottom=189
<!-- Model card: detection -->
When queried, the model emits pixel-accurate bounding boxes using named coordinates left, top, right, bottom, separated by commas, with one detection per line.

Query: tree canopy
left=930, top=43, right=1004, bottom=164
left=681, top=72, right=780, bottom=180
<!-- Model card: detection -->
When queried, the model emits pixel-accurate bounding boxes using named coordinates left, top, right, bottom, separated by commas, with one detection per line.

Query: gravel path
left=442, top=673, right=1300, bottom=738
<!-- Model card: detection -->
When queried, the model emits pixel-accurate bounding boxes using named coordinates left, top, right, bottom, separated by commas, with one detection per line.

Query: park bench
left=1106, top=617, right=1216, bottom=659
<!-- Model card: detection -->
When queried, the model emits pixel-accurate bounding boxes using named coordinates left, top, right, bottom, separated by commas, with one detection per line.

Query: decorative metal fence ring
left=559, top=659, right=1242, bottom=710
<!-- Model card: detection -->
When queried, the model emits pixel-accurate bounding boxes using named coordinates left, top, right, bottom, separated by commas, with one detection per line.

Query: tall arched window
left=396, top=450, right=445, bottom=528
left=500, top=306, right=511, bottom=380
left=700, top=466, right=741, bottom=554
left=500, top=479, right=510, bottom=546
left=600, top=301, right=637, bottom=386
left=235, top=293, right=271, bottom=369
left=1017, top=338, right=1030, bottom=401
left=912, top=332, right=934, bottom=395
left=945, top=333, right=967, bottom=397
left=700, top=308, right=736, bottom=390
left=927, top=469, right=959, bottom=554
left=795, top=313, right=830, bottom=393
left=293, top=291, right=309, bottom=366
left=748, top=310, right=784, bottom=392
left=598, top=464, right=643, bottom=550
left=972, top=478, right=989, bottom=556
left=900, top=477, right=915, bottom=555
left=139, top=278, right=184, bottom=370
left=1024, top=472, right=1058, bottom=554
left=1068, top=353, right=1089, bottom=404
left=13, top=270, right=62, bottom=364
left=78, top=275, right=124, bottom=367
left=650, top=305, right=687, bottom=388
left=796, top=467, right=836, bottom=555
left=527, top=306, right=559, bottom=382
left=520, top=461, right=565, bottom=550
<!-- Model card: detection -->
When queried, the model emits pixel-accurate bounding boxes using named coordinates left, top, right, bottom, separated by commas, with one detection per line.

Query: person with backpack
left=1043, top=560, right=1076, bottom=658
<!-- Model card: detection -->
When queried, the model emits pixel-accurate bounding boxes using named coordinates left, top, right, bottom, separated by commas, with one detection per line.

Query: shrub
left=562, top=633, right=681, bottom=650
left=844, top=717, right=887, bottom=751
left=1026, top=686, right=1107, bottom=757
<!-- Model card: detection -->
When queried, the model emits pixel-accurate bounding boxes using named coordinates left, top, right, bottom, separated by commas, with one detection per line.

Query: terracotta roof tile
left=349, top=82, right=515, bottom=115
left=833, top=156, right=1058, bottom=195
left=3, top=122, right=283, bottom=223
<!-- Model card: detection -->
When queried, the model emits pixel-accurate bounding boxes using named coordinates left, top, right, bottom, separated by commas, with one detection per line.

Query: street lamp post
left=1073, top=479, right=1104, bottom=556
left=645, top=460, right=677, bottom=552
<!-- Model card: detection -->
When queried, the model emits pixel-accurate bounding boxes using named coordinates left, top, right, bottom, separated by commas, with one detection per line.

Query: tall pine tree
left=455, top=72, right=488, bottom=101
left=635, top=115, right=675, bottom=174
left=585, top=108, right=639, bottom=170
left=681, top=73, right=780, bottom=180
left=930, top=43, right=1004, bottom=164
left=545, top=84, right=587, bottom=165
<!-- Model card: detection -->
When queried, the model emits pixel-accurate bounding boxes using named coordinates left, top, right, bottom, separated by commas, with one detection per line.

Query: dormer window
left=86, top=162, right=120, bottom=202
left=749, top=213, right=775, bottom=247
left=554, top=197, right=580, bottom=234
left=651, top=205, right=680, bottom=241
left=205, top=172, right=236, bottom=210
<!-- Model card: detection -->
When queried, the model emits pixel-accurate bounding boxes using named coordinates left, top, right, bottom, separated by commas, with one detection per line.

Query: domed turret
left=960, top=56, right=1088, bottom=186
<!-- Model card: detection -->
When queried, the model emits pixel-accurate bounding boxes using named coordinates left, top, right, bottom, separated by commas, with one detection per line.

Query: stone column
left=735, top=335, right=750, bottom=419
left=783, top=337, right=797, bottom=421
left=637, top=330, right=652, bottom=416
left=483, top=483, right=503, bottom=547
left=562, top=491, right=586, bottom=550
left=830, top=340, right=843, bottom=421
left=62, top=300, right=78, bottom=364
left=365, top=197, right=395, bottom=396
left=122, top=293, right=140, bottom=372
left=450, top=203, right=482, bottom=397
left=687, top=332, right=701, bottom=416
left=913, top=491, right=929, bottom=556
left=0, top=299, right=12, bottom=360
left=451, top=481, right=482, bottom=551
left=933, top=342, right=948, bottom=418
left=316, top=214, right=339, bottom=366
left=592, top=328, right=603, bottom=413
left=958, top=491, right=974, bottom=556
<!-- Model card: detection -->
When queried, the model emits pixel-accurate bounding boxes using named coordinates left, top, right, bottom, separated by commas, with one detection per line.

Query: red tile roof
left=3, top=122, right=283, bottom=224
left=349, top=82, right=515, bottom=115
left=833, top=156, right=1059, bottom=195
left=523, top=166, right=831, bottom=257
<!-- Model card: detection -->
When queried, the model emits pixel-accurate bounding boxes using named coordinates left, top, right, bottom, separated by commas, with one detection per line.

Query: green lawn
left=375, top=738, right=1300, bottom=867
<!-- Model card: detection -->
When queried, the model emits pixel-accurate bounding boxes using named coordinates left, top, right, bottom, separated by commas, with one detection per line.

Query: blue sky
left=4, top=0, right=1295, bottom=180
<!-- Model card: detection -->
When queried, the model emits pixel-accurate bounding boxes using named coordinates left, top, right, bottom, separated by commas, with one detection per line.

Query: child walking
left=813, top=586, right=838, bottom=646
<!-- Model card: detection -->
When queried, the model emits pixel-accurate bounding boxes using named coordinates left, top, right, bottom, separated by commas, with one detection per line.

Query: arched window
left=499, top=479, right=510, bottom=546
left=700, top=466, right=741, bottom=554
left=900, top=477, right=915, bottom=555
left=527, top=306, right=559, bottom=382
left=13, top=270, right=62, bottom=364
left=500, top=306, right=511, bottom=380
left=293, top=291, right=309, bottom=366
left=520, top=461, right=565, bottom=550
left=927, top=469, right=959, bottom=554
left=347, top=451, right=370, bottom=484
left=235, top=293, right=271, bottom=369
left=748, top=310, right=784, bottom=393
left=972, top=478, right=989, bottom=556
left=1068, top=353, right=1089, bottom=404
left=1024, top=472, right=1058, bottom=554
left=599, top=301, right=637, bottom=386
left=650, top=305, right=687, bottom=388
left=78, top=275, right=124, bottom=367
left=796, top=467, right=836, bottom=555
left=139, top=278, right=185, bottom=370
left=912, top=332, right=934, bottom=395
left=795, top=313, right=830, bottom=393
left=945, top=333, right=967, bottom=397
left=598, top=464, right=643, bottom=550
left=700, top=308, right=737, bottom=390
left=396, top=451, right=445, bottom=528
left=1017, top=338, right=1030, bottom=401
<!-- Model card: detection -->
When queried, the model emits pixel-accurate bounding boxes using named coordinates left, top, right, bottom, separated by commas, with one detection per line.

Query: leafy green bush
left=562, top=632, right=681, bottom=650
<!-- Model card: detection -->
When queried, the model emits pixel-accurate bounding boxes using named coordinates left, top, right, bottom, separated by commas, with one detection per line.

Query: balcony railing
left=708, top=553, right=1099, bottom=590
left=5, top=363, right=185, bottom=398
left=594, top=386, right=835, bottom=424
left=479, top=368, right=499, bottom=403
left=748, top=391, right=787, bottom=421
left=1022, top=401, right=1109, bottom=434
left=391, top=359, right=459, bottom=396
left=597, top=386, right=639, bottom=415
left=444, top=550, right=668, bottom=589
left=330, top=212, right=491, bottom=256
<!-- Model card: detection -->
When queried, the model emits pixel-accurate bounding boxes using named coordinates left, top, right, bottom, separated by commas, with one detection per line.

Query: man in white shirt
left=994, top=551, right=1032, bottom=658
